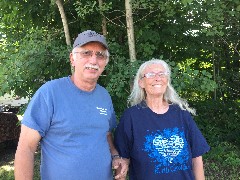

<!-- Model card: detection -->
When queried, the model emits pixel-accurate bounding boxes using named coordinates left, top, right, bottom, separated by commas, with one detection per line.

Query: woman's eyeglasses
left=142, top=72, right=169, bottom=79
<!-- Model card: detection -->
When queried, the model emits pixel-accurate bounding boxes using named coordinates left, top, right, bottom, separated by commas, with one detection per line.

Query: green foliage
left=171, top=59, right=217, bottom=101
left=99, top=57, right=142, bottom=117
left=181, top=0, right=193, bottom=6
left=1, top=0, right=238, bottom=105
left=204, top=158, right=240, bottom=180
left=0, top=169, right=14, bottom=180
left=99, top=54, right=217, bottom=117
left=192, top=100, right=240, bottom=179
left=74, top=1, right=98, bottom=19
left=0, top=0, right=59, bottom=43
left=194, top=100, right=240, bottom=141
left=202, top=0, right=240, bottom=37
left=74, top=1, right=113, bottom=18
left=1, top=28, right=70, bottom=98
left=216, top=71, right=240, bottom=100
left=72, top=1, right=114, bottom=34
left=209, top=142, right=240, bottom=166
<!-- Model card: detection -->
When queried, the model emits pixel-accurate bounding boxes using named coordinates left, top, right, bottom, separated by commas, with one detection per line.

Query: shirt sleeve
left=109, top=102, right=117, bottom=131
left=21, top=85, right=53, bottom=138
left=186, top=112, right=210, bottom=158
left=114, top=109, right=133, bottom=158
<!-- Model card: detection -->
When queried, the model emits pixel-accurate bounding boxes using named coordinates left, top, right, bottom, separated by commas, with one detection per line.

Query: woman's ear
left=139, top=79, right=145, bottom=89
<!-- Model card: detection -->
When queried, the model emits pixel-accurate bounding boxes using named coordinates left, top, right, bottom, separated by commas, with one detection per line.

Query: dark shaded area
left=0, top=144, right=16, bottom=166
left=0, top=113, right=20, bottom=145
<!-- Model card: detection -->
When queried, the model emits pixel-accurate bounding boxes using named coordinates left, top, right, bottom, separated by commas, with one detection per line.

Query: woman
left=114, top=59, right=210, bottom=180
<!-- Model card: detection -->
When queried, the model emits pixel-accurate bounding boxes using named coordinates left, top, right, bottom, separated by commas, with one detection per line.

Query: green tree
left=1, top=0, right=238, bottom=114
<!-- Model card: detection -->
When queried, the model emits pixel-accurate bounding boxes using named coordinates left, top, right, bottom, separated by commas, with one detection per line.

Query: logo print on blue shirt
left=96, top=107, right=108, bottom=115
left=143, top=128, right=190, bottom=174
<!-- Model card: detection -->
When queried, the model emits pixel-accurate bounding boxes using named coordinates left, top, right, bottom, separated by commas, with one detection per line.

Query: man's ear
left=69, top=53, right=75, bottom=67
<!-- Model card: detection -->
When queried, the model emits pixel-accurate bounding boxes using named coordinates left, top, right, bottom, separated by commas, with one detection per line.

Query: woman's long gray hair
left=128, top=59, right=196, bottom=115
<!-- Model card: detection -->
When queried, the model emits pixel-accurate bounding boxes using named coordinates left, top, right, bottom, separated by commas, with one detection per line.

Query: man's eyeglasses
left=74, top=49, right=108, bottom=60
left=142, top=72, right=169, bottom=79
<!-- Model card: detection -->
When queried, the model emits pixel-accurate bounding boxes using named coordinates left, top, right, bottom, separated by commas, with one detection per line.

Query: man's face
left=70, top=42, right=108, bottom=83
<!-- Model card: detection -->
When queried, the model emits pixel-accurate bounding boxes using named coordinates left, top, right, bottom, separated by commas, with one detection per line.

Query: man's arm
left=14, top=125, right=41, bottom=180
left=107, top=132, right=119, bottom=155
left=107, top=132, right=129, bottom=180
left=192, top=156, right=205, bottom=180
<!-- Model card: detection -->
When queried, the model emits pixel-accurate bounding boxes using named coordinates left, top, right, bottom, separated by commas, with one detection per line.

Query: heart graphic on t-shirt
left=153, top=134, right=184, bottom=163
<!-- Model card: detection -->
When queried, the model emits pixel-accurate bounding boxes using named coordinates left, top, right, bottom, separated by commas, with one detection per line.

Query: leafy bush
left=192, top=99, right=240, bottom=177
left=1, top=28, right=71, bottom=98
left=193, top=100, right=240, bottom=147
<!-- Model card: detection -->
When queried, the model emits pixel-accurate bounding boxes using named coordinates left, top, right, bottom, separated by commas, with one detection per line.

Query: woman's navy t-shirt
left=114, top=103, right=210, bottom=180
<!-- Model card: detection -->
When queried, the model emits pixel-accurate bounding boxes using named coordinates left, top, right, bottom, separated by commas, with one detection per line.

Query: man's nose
left=88, top=54, right=98, bottom=63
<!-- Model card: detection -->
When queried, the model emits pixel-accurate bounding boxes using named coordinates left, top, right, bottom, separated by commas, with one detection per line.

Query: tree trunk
left=125, top=0, right=136, bottom=61
left=212, top=40, right=217, bottom=100
left=55, top=0, right=71, bottom=46
left=98, top=0, right=107, bottom=36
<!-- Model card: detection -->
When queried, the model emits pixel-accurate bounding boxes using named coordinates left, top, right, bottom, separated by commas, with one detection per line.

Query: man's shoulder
left=42, top=77, right=68, bottom=88
left=38, top=77, right=69, bottom=94
left=45, top=76, right=68, bottom=85
left=96, top=84, right=110, bottom=94
left=96, top=83, right=106, bottom=90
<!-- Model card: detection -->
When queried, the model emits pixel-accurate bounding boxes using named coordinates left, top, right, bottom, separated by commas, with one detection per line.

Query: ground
left=0, top=146, right=15, bottom=165
left=0, top=144, right=16, bottom=180
left=0, top=143, right=41, bottom=180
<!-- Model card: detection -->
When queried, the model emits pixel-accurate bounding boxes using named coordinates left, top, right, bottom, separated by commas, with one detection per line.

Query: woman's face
left=139, top=64, right=168, bottom=98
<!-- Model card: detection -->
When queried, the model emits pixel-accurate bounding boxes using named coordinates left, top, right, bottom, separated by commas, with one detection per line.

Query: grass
left=0, top=144, right=16, bottom=180
left=0, top=144, right=41, bottom=180
left=205, top=160, right=240, bottom=180
left=204, top=141, right=240, bottom=180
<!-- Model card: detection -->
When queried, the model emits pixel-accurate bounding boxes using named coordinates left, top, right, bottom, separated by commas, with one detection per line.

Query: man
left=14, top=30, right=128, bottom=180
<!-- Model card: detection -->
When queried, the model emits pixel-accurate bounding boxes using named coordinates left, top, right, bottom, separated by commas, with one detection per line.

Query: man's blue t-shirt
left=114, top=103, right=210, bottom=180
left=22, top=76, right=117, bottom=180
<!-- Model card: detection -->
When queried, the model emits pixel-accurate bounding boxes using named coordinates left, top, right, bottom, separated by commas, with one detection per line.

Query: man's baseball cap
left=73, top=30, right=108, bottom=49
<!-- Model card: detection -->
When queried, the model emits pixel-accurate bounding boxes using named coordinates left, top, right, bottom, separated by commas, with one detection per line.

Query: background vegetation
left=0, top=0, right=239, bottom=179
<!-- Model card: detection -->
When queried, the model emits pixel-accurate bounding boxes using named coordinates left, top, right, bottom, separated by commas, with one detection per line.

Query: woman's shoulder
left=169, top=104, right=192, bottom=117
left=125, top=102, right=147, bottom=112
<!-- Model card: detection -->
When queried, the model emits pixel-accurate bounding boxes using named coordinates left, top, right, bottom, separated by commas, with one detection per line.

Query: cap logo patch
left=87, top=31, right=95, bottom=37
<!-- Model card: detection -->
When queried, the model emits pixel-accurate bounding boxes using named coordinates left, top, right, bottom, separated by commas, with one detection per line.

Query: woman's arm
left=192, top=156, right=205, bottom=180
